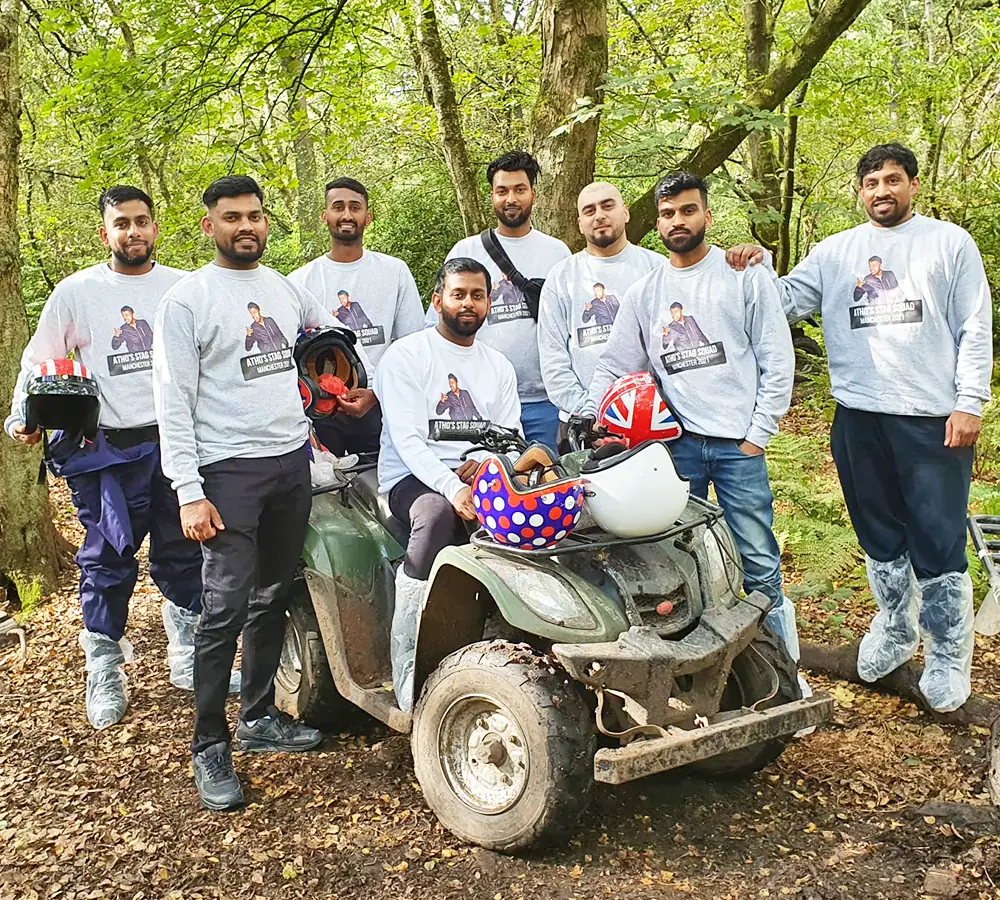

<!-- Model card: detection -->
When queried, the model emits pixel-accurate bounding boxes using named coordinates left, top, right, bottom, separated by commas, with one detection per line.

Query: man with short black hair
left=582, top=172, right=805, bottom=683
left=727, top=142, right=993, bottom=712
left=538, top=181, right=663, bottom=449
left=289, top=176, right=423, bottom=456
left=154, top=175, right=338, bottom=810
left=427, top=150, right=570, bottom=448
left=376, top=257, right=520, bottom=711
left=5, top=185, right=212, bottom=732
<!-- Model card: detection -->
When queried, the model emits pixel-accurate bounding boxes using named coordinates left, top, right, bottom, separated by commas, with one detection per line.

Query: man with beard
left=426, top=151, right=570, bottom=449
left=289, top=178, right=422, bottom=456
left=113, top=306, right=154, bottom=352
left=538, top=182, right=663, bottom=449
left=153, top=176, right=339, bottom=811
left=5, top=185, right=215, bottom=732
left=375, top=258, right=520, bottom=711
left=581, top=172, right=808, bottom=696
left=245, top=302, right=289, bottom=353
left=436, top=374, right=482, bottom=420
left=727, top=143, right=993, bottom=713
left=662, top=302, right=710, bottom=352
left=853, top=256, right=903, bottom=305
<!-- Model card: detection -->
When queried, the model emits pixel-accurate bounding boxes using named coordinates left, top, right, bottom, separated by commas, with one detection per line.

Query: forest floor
left=2, top=408, right=1000, bottom=900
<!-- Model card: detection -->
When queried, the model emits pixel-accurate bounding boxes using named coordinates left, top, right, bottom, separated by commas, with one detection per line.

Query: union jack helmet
left=597, top=372, right=682, bottom=448
left=24, top=358, right=101, bottom=439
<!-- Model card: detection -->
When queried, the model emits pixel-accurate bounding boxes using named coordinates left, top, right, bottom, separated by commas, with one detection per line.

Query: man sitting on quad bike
left=372, top=257, right=522, bottom=710
left=579, top=171, right=809, bottom=698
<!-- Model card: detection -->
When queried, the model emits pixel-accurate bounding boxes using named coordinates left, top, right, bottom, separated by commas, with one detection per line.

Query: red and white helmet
left=598, top=372, right=682, bottom=448
left=24, top=358, right=101, bottom=438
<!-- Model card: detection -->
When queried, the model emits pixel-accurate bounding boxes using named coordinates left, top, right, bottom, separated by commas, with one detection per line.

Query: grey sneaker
left=193, top=742, right=244, bottom=811
left=235, top=707, right=322, bottom=753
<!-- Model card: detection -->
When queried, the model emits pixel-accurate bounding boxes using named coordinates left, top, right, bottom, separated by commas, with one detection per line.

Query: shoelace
left=203, top=752, right=234, bottom=783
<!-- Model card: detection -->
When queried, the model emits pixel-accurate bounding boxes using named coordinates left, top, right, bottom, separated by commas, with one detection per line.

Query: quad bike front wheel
left=411, top=641, right=595, bottom=853
left=693, top=624, right=802, bottom=779
left=274, top=580, right=346, bottom=728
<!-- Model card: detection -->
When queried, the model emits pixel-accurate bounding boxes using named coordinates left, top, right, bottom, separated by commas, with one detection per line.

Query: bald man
left=538, top=182, right=665, bottom=449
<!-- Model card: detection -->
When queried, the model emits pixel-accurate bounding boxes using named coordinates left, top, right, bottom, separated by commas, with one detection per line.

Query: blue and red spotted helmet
left=471, top=445, right=586, bottom=549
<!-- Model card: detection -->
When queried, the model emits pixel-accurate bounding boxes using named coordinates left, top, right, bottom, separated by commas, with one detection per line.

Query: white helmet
left=581, top=441, right=690, bottom=538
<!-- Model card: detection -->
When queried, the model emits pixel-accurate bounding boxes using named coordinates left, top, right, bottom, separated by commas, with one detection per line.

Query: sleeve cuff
left=744, top=425, right=774, bottom=450
left=4, top=414, right=23, bottom=440
left=442, top=476, right=466, bottom=505
left=176, top=481, right=206, bottom=506
left=955, top=396, right=984, bottom=417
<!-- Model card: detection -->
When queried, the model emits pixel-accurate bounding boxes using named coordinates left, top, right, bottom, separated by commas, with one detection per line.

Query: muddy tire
left=411, top=641, right=595, bottom=853
left=693, top=624, right=801, bottom=780
left=274, top=581, right=345, bottom=729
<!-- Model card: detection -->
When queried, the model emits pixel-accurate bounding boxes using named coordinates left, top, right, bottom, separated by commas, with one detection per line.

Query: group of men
left=6, top=142, right=992, bottom=812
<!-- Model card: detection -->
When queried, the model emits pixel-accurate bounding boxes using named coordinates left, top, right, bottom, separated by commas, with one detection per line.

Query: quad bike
left=275, top=424, right=832, bottom=852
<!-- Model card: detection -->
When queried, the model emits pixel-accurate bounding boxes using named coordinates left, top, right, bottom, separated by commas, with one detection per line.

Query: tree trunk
left=626, top=0, right=873, bottom=242
left=776, top=81, right=808, bottom=275
left=528, top=0, right=607, bottom=249
left=282, top=56, right=323, bottom=262
left=413, top=0, right=487, bottom=236
left=0, top=0, right=67, bottom=608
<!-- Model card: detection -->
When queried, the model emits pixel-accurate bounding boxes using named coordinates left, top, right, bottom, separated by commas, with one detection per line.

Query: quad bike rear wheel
left=412, top=641, right=595, bottom=853
left=693, top=624, right=801, bottom=779
left=275, top=580, right=346, bottom=728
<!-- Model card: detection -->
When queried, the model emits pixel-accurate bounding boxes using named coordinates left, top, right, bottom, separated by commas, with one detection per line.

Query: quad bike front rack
left=469, top=495, right=726, bottom=559
left=968, top=515, right=1000, bottom=636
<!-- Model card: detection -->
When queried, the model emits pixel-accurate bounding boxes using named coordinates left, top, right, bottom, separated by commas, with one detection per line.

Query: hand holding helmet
left=12, top=424, right=42, bottom=446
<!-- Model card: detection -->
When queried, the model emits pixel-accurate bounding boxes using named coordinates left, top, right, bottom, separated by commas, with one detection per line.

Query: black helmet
left=24, top=359, right=101, bottom=439
left=294, top=326, right=367, bottom=419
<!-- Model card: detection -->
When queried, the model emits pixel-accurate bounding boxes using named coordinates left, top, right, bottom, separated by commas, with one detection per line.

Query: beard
left=495, top=202, right=532, bottom=229
left=440, top=307, right=484, bottom=337
left=111, top=243, right=153, bottom=268
left=588, top=224, right=624, bottom=249
left=330, top=221, right=364, bottom=244
left=218, top=234, right=266, bottom=264
left=866, top=197, right=910, bottom=227
left=661, top=225, right=706, bottom=254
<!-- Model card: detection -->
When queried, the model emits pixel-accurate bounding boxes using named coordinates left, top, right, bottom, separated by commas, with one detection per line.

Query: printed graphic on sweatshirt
left=848, top=256, right=923, bottom=329
left=429, top=373, right=483, bottom=435
left=335, top=290, right=385, bottom=347
left=107, top=305, right=154, bottom=376
left=241, top=302, right=293, bottom=381
left=487, top=277, right=533, bottom=325
left=659, top=302, right=727, bottom=375
left=577, top=283, right=621, bottom=348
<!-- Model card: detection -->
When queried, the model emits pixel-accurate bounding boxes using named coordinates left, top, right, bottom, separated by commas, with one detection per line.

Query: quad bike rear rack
left=469, top=495, right=726, bottom=558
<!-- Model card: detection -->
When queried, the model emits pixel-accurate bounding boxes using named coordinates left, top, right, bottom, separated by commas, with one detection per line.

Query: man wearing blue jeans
left=425, top=150, right=570, bottom=448
left=583, top=172, right=803, bottom=670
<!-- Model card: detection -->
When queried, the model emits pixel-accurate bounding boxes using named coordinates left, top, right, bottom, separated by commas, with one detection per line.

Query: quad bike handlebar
left=429, top=420, right=529, bottom=458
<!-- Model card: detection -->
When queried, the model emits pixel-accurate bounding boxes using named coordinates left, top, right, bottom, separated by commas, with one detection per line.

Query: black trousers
left=388, top=475, right=466, bottom=580
left=191, top=446, right=312, bottom=754
left=314, top=408, right=382, bottom=457
left=830, top=405, right=974, bottom=579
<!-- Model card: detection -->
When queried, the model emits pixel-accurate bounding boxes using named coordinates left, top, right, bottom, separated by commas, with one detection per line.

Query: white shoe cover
left=79, top=630, right=133, bottom=730
left=918, top=571, right=974, bottom=713
left=857, top=554, right=920, bottom=682
left=161, top=601, right=241, bottom=695
left=765, top=595, right=801, bottom=663
left=390, top=569, right=427, bottom=713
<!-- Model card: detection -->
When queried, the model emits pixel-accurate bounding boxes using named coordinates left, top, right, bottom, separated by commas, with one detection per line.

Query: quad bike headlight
left=478, top=558, right=597, bottom=630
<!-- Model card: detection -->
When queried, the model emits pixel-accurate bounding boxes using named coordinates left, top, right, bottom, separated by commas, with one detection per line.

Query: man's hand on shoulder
left=180, top=499, right=225, bottom=542
left=725, top=244, right=766, bottom=271
left=945, top=411, right=981, bottom=448
left=336, top=388, right=377, bottom=418
left=452, top=486, right=478, bottom=521
left=11, top=425, right=42, bottom=446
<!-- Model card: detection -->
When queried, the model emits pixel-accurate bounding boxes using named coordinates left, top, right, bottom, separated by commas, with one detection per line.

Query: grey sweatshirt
left=582, top=245, right=794, bottom=448
left=288, top=249, right=424, bottom=369
left=538, top=243, right=665, bottom=419
left=152, top=262, right=335, bottom=505
left=6, top=262, right=186, bottom=437
left=767, top=214, right=993, bottom=417
left=424, top=228, right=572, bottom=402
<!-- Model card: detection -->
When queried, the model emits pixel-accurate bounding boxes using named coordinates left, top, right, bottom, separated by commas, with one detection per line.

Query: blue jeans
left=520, top=398, right=560, bottom=450
left=669, top=435, right=798, bottom=656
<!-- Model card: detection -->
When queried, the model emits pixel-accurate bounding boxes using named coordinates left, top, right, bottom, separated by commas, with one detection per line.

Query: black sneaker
left=235, top=707, right=322, bottom=753
left=193, top=742, right=245, bottom=811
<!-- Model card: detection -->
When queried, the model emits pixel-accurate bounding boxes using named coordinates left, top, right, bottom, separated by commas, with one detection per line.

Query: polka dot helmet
left=471, top=446, right=586, bottom=549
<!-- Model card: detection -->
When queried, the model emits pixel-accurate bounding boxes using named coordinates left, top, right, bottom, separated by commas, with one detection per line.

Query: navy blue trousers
left=67, top=445, right=202, bottom=641
left=830, top=405, right=974, bottom=579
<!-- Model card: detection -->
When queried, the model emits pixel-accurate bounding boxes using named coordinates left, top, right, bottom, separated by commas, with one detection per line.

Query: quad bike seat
left=350, top=468, right=411, bottom=548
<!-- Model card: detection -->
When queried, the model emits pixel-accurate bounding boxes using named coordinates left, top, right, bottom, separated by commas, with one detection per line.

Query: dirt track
left=2, top=490, right=1000, bottom=899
